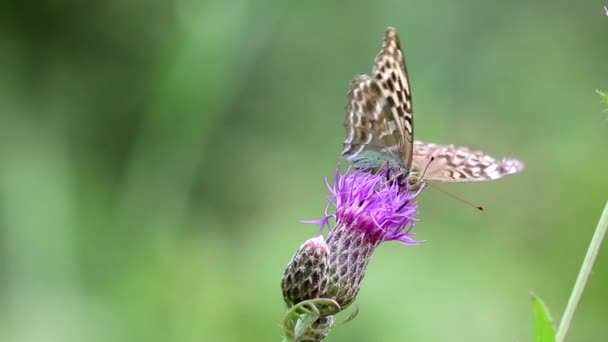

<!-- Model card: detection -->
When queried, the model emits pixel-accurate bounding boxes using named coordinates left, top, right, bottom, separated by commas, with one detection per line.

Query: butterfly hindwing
left=412, top=141, right=525, bottom=182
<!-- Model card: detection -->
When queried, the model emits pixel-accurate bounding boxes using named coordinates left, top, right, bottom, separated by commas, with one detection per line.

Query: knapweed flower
left=281, top=167, right=424, bottom=341
left=319, top=168, right=423, bottom=308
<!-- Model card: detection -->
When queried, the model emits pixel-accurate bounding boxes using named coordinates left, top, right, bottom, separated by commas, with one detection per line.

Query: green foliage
left=282, top=298, right=341, bottom=340
left=597, top=90, right=608, bottom=111
left=531, top=294, right=556, bottom=342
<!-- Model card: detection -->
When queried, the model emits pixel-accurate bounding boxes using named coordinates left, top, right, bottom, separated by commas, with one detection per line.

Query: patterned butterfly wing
left=412, top=141, right=525, bottom=182
left=371, top=27, right=414, bottom=168
left=342, top=27, right=524, bottom=185
left=342, top=27, right=414, bottom=173
left=342, top=75, right=405, bottom=171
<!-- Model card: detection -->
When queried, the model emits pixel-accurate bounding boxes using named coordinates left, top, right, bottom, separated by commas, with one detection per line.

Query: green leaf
left=531, top=293, right=556, bottom=342
left=294, top=313, right=319, bottom=340
left=282, top=298, right=340, bottom=341
left=597, top=90, right=608, bottom=104
left=596, top=90, right=608, bottom=113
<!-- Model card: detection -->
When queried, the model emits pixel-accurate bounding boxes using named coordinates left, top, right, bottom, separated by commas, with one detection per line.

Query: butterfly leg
left=383, top=161, right=393, bottom=182
left=386, top=171, right=405, bottom=184
left=371, top=160, right=392, bottom=181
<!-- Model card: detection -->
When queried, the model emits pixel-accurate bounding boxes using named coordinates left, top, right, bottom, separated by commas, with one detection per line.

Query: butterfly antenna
left=419, top=156, right=435, bottom=181
left=427, top=183, right=485, bottom=211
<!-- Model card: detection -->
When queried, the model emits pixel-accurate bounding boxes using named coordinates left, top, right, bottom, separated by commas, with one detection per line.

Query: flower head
left=281, top=236, right=330, bottom=307
left=304, top=167, right=425, bottom=308
left=281, top=167, right=425, bottom=340
left=313, top=167, right=424, bottom=245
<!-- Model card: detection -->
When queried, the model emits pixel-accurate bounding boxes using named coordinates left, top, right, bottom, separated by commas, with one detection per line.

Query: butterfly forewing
left=343, top=77, right=384, bottom=155
left=371, top=27, right=414, bottom=168
left=342, top=28, right=414, bottom=173
left=412, top=141, right=525, bottom=182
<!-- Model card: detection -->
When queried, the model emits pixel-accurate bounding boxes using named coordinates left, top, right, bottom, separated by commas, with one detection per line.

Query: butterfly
left=342, top=27, right=524, bottom=186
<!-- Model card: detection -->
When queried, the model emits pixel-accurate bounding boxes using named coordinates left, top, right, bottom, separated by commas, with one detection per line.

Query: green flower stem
left=556, top=201, right=608, bottom=342
left=282, top=298, right=341, bottom=342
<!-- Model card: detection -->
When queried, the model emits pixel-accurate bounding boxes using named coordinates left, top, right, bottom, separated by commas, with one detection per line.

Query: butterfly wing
left=371, top=27, right=414, bottom=168
left=412, top=141, right=525, bottom=182
left=342, top=28, right=524, bottom=184
left=342, top=27, right=414, bottom=172
left=342, top=75, right=404, bottom=170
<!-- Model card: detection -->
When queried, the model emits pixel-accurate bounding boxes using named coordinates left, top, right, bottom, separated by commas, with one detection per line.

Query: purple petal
left=305, top=167, right=425, bottom=246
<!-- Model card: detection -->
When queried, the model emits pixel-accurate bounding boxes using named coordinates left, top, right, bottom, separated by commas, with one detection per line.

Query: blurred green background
left=1, top=1, right=607, bottom=341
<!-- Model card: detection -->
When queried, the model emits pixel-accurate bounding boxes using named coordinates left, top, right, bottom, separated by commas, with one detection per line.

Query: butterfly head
left=400, top=155, right=435, bottom=190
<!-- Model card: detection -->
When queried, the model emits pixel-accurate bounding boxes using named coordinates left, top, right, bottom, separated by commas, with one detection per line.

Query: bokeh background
left=1, top=1, right=607, bottom=341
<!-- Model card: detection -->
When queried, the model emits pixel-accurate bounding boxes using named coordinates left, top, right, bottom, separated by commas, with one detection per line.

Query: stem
left=556, top=201, right=608, bottom=342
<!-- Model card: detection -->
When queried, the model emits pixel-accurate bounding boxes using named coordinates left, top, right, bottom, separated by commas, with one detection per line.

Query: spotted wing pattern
left=371, top=27, right=414, bottom=167
left=342, top=75, right=397, bottom=159
left=412, top=141, right=525, bottom=182
left=342, top=27, right=413, bottom=170
left=342, top=27, right=524, bottom=184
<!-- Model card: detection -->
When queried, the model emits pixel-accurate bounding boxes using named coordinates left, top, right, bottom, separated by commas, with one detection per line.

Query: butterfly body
left=342, top=27, right=524, bottom=185
left=349, top=150, right=410, bottom=176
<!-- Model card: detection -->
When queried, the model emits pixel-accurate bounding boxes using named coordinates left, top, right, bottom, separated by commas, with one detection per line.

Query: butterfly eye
left=407, top=176, right=419, bottom=186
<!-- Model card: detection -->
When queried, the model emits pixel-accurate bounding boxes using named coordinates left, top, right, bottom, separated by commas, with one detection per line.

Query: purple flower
left=281, top=167, right=424, bottom=340
left=305, top=167, right=424, bottom=308
left=308, top=167, right=424, bottom=246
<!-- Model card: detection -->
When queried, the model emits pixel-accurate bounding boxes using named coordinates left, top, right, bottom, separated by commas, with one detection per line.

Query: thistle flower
left=319, top=168, right=423, bottom=308
left=281, top=168, right=423, bottom=341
